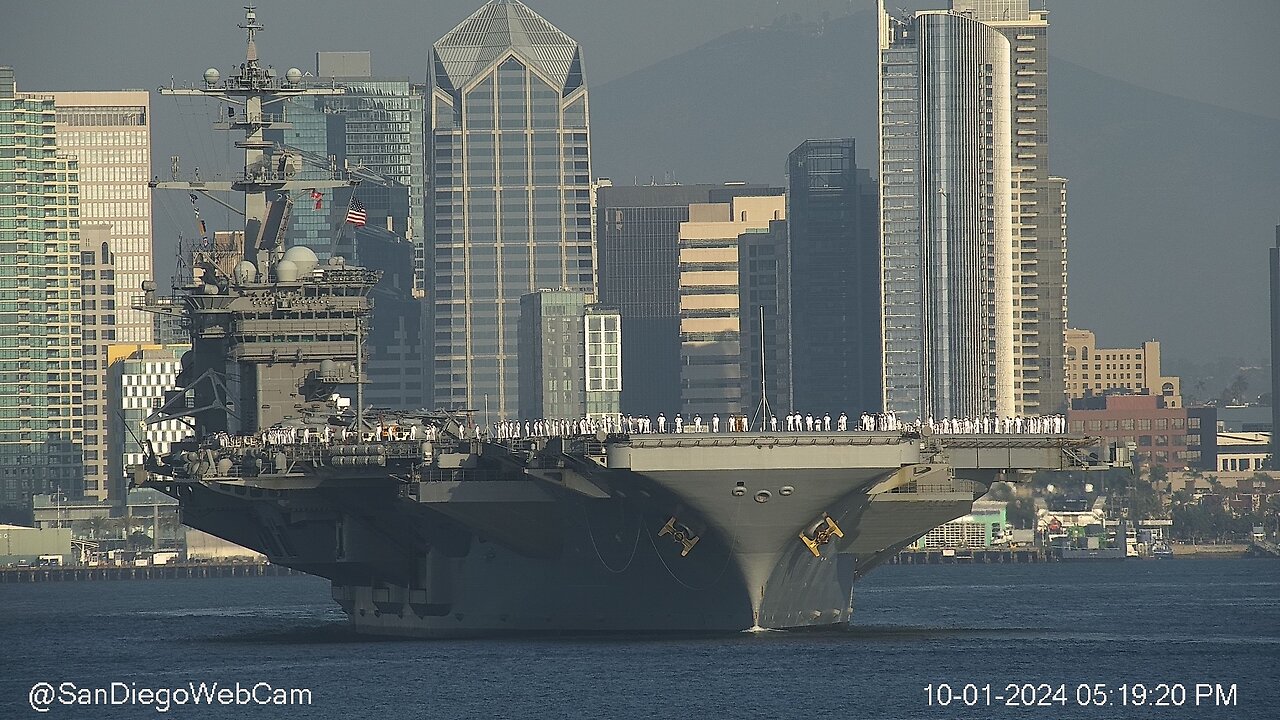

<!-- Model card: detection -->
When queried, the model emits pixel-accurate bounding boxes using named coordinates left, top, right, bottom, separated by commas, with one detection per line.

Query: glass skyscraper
left=787, top=139, right=881, bottom=417
left=429, top=0, right=595, bottom=419
left=324, top=75, right=426, bottom=275
left=274, top=57, right=425, bottom=276
left=271, top=57, right=430, bottom=409
left=0, top=68, right=84, bottom=506
left=878, top=7, right=1015, bottom=421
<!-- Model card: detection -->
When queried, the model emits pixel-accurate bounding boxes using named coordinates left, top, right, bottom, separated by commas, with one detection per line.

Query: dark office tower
left=739, top=218, right=792, bottom=421
left=596, top=182, right=785, bottom=418
left=356, top=226, right=428, bottom=411
left=429, top=0, right=594, bottom=419
left=273, top=54, right=425, bottom=275
left=1271, top=226, right=1280, bottom=464
left=787, top=139, right=881, bottom=416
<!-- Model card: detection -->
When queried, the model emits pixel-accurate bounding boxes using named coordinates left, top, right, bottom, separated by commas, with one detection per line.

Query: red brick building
left=1068, top=393, right=1192, bottom=470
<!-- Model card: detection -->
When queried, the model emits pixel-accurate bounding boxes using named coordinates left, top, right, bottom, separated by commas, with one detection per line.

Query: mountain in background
left=589, top=10, right=1280, bottom=364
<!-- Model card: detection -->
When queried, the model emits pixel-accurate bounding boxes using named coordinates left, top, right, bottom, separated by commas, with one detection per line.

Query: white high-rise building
left=878, top=4, right=1015, bottom=421
left=951, top=0, right=1066, bottom=415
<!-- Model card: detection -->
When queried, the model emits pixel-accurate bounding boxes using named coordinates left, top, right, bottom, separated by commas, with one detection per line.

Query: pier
left=891, top=548, right=1048, bottom=564
left=0, top=562, right=297, bottom=584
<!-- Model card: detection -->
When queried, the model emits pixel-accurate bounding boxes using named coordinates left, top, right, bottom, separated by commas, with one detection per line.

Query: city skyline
left=0, top=1, right=1274, bottom=438
left=2, top=1, right=1273, bottom=365
left=2, top=6, right=1278, bottom=709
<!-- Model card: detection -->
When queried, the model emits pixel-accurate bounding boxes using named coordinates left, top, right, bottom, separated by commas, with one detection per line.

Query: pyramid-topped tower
left=428, top=0, right=595, bottom=419
left=432, top=0, right=584, bottom=94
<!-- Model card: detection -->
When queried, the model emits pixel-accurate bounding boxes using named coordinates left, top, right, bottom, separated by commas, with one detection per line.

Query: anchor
left=658, top=516, right=700, bottom=557
left=799, top=513, right=844, bottom=557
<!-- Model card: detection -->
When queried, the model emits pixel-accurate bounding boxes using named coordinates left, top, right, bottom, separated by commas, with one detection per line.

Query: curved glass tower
left=878, top=6, right=1015, bottom=421
left=429, top=0, right=595, bottom=419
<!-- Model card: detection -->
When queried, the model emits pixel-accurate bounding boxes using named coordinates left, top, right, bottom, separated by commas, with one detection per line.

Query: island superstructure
left=138, top=7, right=1108, bottom=637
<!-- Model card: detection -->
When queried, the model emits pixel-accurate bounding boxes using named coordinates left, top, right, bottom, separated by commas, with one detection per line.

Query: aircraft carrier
left=138, top=8, right=1107, bottom=637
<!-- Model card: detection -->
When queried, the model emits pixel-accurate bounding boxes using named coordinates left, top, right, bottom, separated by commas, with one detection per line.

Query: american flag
left=344, top=196, right=367, bottom=227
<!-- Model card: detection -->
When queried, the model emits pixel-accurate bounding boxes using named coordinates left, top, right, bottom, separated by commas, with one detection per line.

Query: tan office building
left=80, top=225, right=117, bottom=502
left=53, top=91, right=153, bottom=344
left=678, top=195, right=785, bottom=418
left=1065, top=328, right=1181, bottom=406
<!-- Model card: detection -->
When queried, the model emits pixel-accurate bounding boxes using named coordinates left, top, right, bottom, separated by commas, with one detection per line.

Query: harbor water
left=2, top=559, right=1276, bottom=718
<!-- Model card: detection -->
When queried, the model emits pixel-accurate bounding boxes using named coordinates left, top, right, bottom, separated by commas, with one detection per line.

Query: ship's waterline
left=166, top=432, right=1096, bottom=637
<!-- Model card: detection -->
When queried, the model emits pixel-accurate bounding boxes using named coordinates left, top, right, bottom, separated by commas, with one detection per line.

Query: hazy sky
left=7, top=1, right=1277, bottom=117
left=3, top=0, right=1279, bottom=363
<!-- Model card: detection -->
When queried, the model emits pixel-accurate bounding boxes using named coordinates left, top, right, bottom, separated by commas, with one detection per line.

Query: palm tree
left=1267, top=495, right=1280, bottom=539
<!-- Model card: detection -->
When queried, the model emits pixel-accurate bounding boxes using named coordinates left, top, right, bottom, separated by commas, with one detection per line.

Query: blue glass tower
left=429, top=0, right=595, bottom=418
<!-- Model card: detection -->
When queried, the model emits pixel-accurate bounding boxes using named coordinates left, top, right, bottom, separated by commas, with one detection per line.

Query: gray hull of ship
left=165, top=433, right=1081, bottom=637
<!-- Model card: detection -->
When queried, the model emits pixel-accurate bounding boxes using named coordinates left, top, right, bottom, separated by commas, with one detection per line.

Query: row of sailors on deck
left=493, top=416, right=636, bottom=439
left=923, top=414, right=1067, bottom=435
left=207, top=422, right=439, bottom=448
left=205, top=411, right=1068, bottom=448
left=649, top=412, right=868, bottom=434
left=491, top=411, right=1068, bottom=439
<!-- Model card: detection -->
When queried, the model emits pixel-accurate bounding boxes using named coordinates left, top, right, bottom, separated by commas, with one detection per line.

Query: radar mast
left=151, top=4, right=353, bottom=273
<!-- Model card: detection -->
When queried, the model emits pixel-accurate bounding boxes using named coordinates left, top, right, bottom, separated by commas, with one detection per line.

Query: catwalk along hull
left=161, top=433, right=1077, bottom=637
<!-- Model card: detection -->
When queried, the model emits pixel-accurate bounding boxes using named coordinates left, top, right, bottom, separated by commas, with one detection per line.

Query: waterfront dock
left=891, top=548, right=1048, bottom=564
left=0, top=562, right=296, bottom=583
